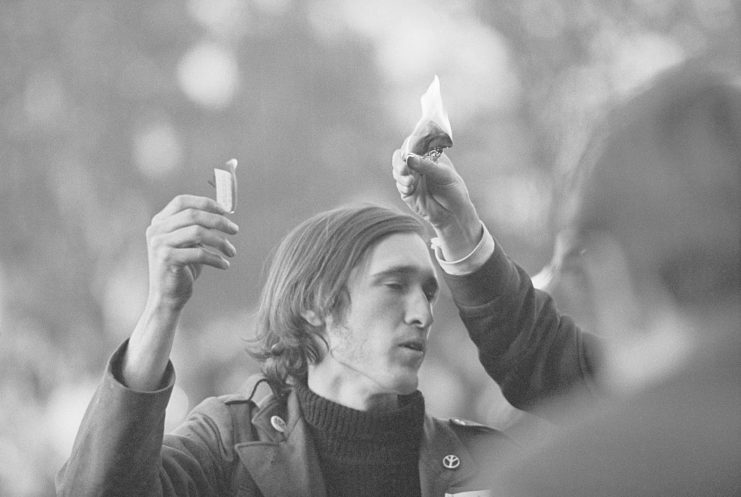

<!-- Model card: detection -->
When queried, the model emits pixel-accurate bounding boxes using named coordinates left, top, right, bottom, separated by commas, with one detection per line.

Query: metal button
left=442, top=454, right=461, bottom=469
left=270, top=415, right=287, bottom=433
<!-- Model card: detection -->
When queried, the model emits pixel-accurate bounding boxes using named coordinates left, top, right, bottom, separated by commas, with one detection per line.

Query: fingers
left=147, top=195, right=239, bottom=269
left=405, top=152, right=443, bottom=176
left=164, top=225, right=237, bottom=256
left=162, top=246, right=232, bottom=271
left=396, top=177, right=416, bottom=197
left=393, top=148, right=455, bottom=180
left=392, top=148, right=420, bottom=197
left=391, top=148, right=410, bottom=176
left=393, top=148, right=457, bottom=198
left=150, top=194, right=238, bottom=240
left=406, top=152, right=462, bottom=190
left=147, top=223, right=235, bottom=268
left=152, top=194, right=231, bottom=224
left=153, top=206, right=238, bottom=237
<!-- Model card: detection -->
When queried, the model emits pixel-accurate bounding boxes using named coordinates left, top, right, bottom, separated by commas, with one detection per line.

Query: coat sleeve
left=443, top=239, right=602, bottom=410
left=56, top=341, right=244, bottom=497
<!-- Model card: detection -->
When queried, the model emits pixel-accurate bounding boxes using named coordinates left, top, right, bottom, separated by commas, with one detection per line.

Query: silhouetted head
left=562, top=63, right=740, bottom=389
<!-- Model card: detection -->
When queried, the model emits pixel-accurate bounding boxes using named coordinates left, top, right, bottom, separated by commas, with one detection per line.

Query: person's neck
left=307, top=364, right=399, bottom=412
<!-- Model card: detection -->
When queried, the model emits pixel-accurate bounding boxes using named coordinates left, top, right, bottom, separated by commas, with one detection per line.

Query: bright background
left=1, top=1, right=739, bottom=495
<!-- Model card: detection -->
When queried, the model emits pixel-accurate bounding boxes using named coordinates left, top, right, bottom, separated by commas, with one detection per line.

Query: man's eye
left=385, top=281, right=405, bottom=290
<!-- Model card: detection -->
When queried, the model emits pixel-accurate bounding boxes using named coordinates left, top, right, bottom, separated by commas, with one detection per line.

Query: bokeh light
left=187, top=0, right=250, bottom=38
left=177, top=41, right=240, bottom=109
left=133, top=118, right=184, bottom=179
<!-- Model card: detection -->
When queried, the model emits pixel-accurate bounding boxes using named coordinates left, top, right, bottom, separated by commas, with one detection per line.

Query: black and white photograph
left=1, top=1, right=739, bottom=496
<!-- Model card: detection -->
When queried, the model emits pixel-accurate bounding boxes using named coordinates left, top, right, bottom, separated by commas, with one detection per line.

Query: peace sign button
left=270, top=415, right=287, bottom=433
left=442, top=454, right=461, bottom=470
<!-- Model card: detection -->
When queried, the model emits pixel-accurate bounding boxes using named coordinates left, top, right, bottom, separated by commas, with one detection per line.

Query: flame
left=419, top=75, right=452, bottom=139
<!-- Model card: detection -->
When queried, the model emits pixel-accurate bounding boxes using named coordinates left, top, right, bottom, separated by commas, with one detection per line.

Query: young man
left=57, top=200, right=513, bottom=496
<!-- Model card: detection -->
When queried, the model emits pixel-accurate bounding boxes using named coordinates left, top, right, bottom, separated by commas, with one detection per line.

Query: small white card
left=214, top=158, right=238, bottom=213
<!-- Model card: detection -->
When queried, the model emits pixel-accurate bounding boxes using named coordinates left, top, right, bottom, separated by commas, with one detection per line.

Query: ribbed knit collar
left=294, top=380, right=425, bottom=448
left=294, top=381, right=424, bottom=496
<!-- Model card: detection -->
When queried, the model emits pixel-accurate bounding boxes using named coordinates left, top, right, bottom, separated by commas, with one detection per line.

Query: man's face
left=319, top=232, right=439, bottom=398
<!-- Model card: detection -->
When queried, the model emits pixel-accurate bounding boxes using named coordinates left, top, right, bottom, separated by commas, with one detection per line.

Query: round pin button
left=442, top=454, right=460, bottom=469
left=270, top=415, right=287, bottom=433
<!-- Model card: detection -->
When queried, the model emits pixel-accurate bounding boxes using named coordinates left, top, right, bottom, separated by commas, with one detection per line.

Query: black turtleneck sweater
left=294, top=381, right=425, bottom=497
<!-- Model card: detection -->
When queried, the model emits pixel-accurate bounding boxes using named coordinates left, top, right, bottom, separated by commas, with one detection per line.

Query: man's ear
left=301, top=310, right=324, bottom=327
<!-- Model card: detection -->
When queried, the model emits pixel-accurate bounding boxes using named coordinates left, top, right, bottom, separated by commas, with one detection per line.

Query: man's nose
left=405, top=289, right=434, bottom=328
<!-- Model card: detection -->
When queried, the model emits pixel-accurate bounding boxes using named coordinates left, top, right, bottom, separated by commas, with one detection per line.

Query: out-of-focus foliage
left=0, top=0, right=738, bottom=495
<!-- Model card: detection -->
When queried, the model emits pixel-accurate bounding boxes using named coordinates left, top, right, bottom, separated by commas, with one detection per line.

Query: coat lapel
left=234, top=391, right=327, bottom=497
left=419, top=415, right=481, bottom=497
left=233, top=387, right=491, bottom=497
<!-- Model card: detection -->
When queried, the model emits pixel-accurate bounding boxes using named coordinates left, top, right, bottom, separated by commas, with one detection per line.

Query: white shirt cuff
left=431, top=222, right=495, bottom=276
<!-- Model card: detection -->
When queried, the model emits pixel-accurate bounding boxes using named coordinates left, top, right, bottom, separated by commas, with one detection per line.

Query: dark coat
left=442, top=238, right=601, bottom=410
left=57, top=344, right=515, bottom=497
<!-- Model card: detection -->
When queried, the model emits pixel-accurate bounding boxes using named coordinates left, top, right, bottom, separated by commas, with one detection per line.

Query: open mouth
left=400, top=341, right=425, bottom=353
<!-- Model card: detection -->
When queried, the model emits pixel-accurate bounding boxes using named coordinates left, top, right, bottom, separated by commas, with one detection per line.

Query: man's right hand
left=123, top=194, right=239, bottom=391
left=145, top=194, right=239, bottom=312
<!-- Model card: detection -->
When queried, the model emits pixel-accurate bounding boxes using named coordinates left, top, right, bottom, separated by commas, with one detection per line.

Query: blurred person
left=392, top=62, right=740, bottom=494
left=56, top=198, right=515, bottom=496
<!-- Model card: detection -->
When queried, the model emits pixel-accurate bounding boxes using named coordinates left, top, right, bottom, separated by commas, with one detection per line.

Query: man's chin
left=394, top=376, right=420, bottom=395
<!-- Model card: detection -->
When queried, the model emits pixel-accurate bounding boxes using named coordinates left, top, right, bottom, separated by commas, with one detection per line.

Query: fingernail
left=226, top=241, right=236, bottom=256
left=229, top=221, right=239, bottom=232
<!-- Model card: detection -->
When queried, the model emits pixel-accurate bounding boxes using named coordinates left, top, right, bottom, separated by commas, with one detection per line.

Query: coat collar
left=419, top=415, right=480, bottom=496
left=234, top=388, right=481, bottom=497
left=235, top=389, right=327, bottom=497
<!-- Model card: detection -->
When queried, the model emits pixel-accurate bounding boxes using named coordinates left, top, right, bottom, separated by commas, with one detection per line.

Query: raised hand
left=123, top=194, right=239, bottom=390
left=145, top=194, right=239, bottom=311
left=391, top=150, right=482, bottom=260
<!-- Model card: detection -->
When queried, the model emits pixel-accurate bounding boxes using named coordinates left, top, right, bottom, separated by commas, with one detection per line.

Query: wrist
left=124, top=301, right=181, bottom=390
left=140, top=297, right=183, bottom=328
left=432, top=208, right=483, bottom=261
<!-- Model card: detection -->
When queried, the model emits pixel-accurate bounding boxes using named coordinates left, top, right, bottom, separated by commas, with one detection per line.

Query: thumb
left=405, top=153, right=456, bottom=185
left=405, top=153, right=439, bottom=174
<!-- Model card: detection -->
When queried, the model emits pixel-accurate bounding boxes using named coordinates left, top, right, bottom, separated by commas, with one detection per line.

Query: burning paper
left=401, top=75, right=453, bottom=161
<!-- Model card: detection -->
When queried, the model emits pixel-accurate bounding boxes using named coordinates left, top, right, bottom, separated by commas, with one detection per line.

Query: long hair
left=247, top=204, right=428, bottom=394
